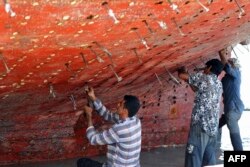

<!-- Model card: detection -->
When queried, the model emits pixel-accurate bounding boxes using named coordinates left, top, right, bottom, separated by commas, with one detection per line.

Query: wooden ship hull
left=0, top=0, right=250, bottom=165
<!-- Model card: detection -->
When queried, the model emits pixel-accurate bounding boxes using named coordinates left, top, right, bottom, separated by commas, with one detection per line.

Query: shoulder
left=189, top=72, right=204, bottom=82
left=190, top=72, right=203, bottom=78
left=113, top=117, right=141, bottom=130
left=224, top=63, right=235, bottom=71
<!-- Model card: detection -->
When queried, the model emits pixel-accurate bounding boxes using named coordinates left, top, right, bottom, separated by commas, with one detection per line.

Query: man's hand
left=84, top=105, right=93, bottom=127
left=177, top=66, right=189, bottom=82
left=219, top=47, right=230, bottom=65
left=219, top=48, right=227, bottom=56
left=86, top=87, right=97, bottom=101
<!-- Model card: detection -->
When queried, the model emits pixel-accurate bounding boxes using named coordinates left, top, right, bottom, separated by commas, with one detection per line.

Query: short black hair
left=123, top=95, right=140, bottom=117
left=205, top=59, right=224, bottom=76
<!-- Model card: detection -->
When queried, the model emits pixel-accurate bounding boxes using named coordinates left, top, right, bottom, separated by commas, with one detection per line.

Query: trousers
left=185, top=124, right=217, bottom=167
left=77, top=158, right=103, bottom=167
left=219, top=109, right=243, bottom=151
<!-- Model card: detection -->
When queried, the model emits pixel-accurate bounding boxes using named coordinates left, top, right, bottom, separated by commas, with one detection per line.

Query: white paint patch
left=25, top=16, right=31, bottom=20
left=63, top=15, right=70, bottom=21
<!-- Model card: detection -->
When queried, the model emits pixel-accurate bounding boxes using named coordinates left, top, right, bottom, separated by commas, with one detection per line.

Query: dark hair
left=124, top=95, right=140, bottom=117
left=205, top=59, right=224, bottom=76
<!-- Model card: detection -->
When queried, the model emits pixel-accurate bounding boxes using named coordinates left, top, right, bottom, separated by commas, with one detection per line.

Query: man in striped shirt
left=77, top=87, right=141, bottom=167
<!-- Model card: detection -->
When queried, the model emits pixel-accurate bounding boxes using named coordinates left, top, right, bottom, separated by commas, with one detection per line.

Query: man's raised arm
left=86, top=87, right=119, bottom=123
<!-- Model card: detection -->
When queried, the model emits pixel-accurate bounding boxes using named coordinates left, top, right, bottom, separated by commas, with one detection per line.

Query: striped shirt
left=86, top=99, right=141, bottom=167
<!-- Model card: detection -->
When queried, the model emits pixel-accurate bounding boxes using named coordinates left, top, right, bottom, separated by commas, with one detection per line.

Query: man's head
left=205, top=59, right=224, bottom=76
left=228, top=57, right=241, bottom=68
left=117, top=95, right=140, bottom=119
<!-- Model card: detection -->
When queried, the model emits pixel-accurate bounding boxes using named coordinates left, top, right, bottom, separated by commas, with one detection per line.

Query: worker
left=178, top=58, right=224, bottom=167
left=77, top=87, right=142, bottom=167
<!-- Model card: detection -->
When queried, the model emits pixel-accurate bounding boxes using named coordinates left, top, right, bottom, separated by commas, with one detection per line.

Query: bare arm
left=178, top=72, right=189, bottom=82
left=178, top=69, right=198, bottom=92
left=219, top=48, right=228, bottom=65
left=84, top=105, right=93, bottom=128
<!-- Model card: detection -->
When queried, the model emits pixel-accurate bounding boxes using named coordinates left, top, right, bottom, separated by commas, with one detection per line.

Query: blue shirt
left=189, top=72, right=222, bottom=136
left=222, top=64, right=244, bottom=112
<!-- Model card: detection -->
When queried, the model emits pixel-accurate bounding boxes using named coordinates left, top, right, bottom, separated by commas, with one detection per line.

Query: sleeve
left=93, top=99, right=120, bottom=123
left=224, top=63, right=237, bottom=78
left=188, top=72, right=210, bottom=91
left=86, top=126, right=119, bottom=145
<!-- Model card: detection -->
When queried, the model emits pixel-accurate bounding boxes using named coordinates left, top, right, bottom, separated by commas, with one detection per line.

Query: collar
left=119, top=116, right=136, bottom=123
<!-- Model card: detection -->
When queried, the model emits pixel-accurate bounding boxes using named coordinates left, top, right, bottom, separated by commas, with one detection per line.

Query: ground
left=5, top=146, right=225, bottom=167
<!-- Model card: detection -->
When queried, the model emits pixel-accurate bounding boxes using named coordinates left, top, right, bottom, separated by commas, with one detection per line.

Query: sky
left=231, top=44, right=250, bottom=109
